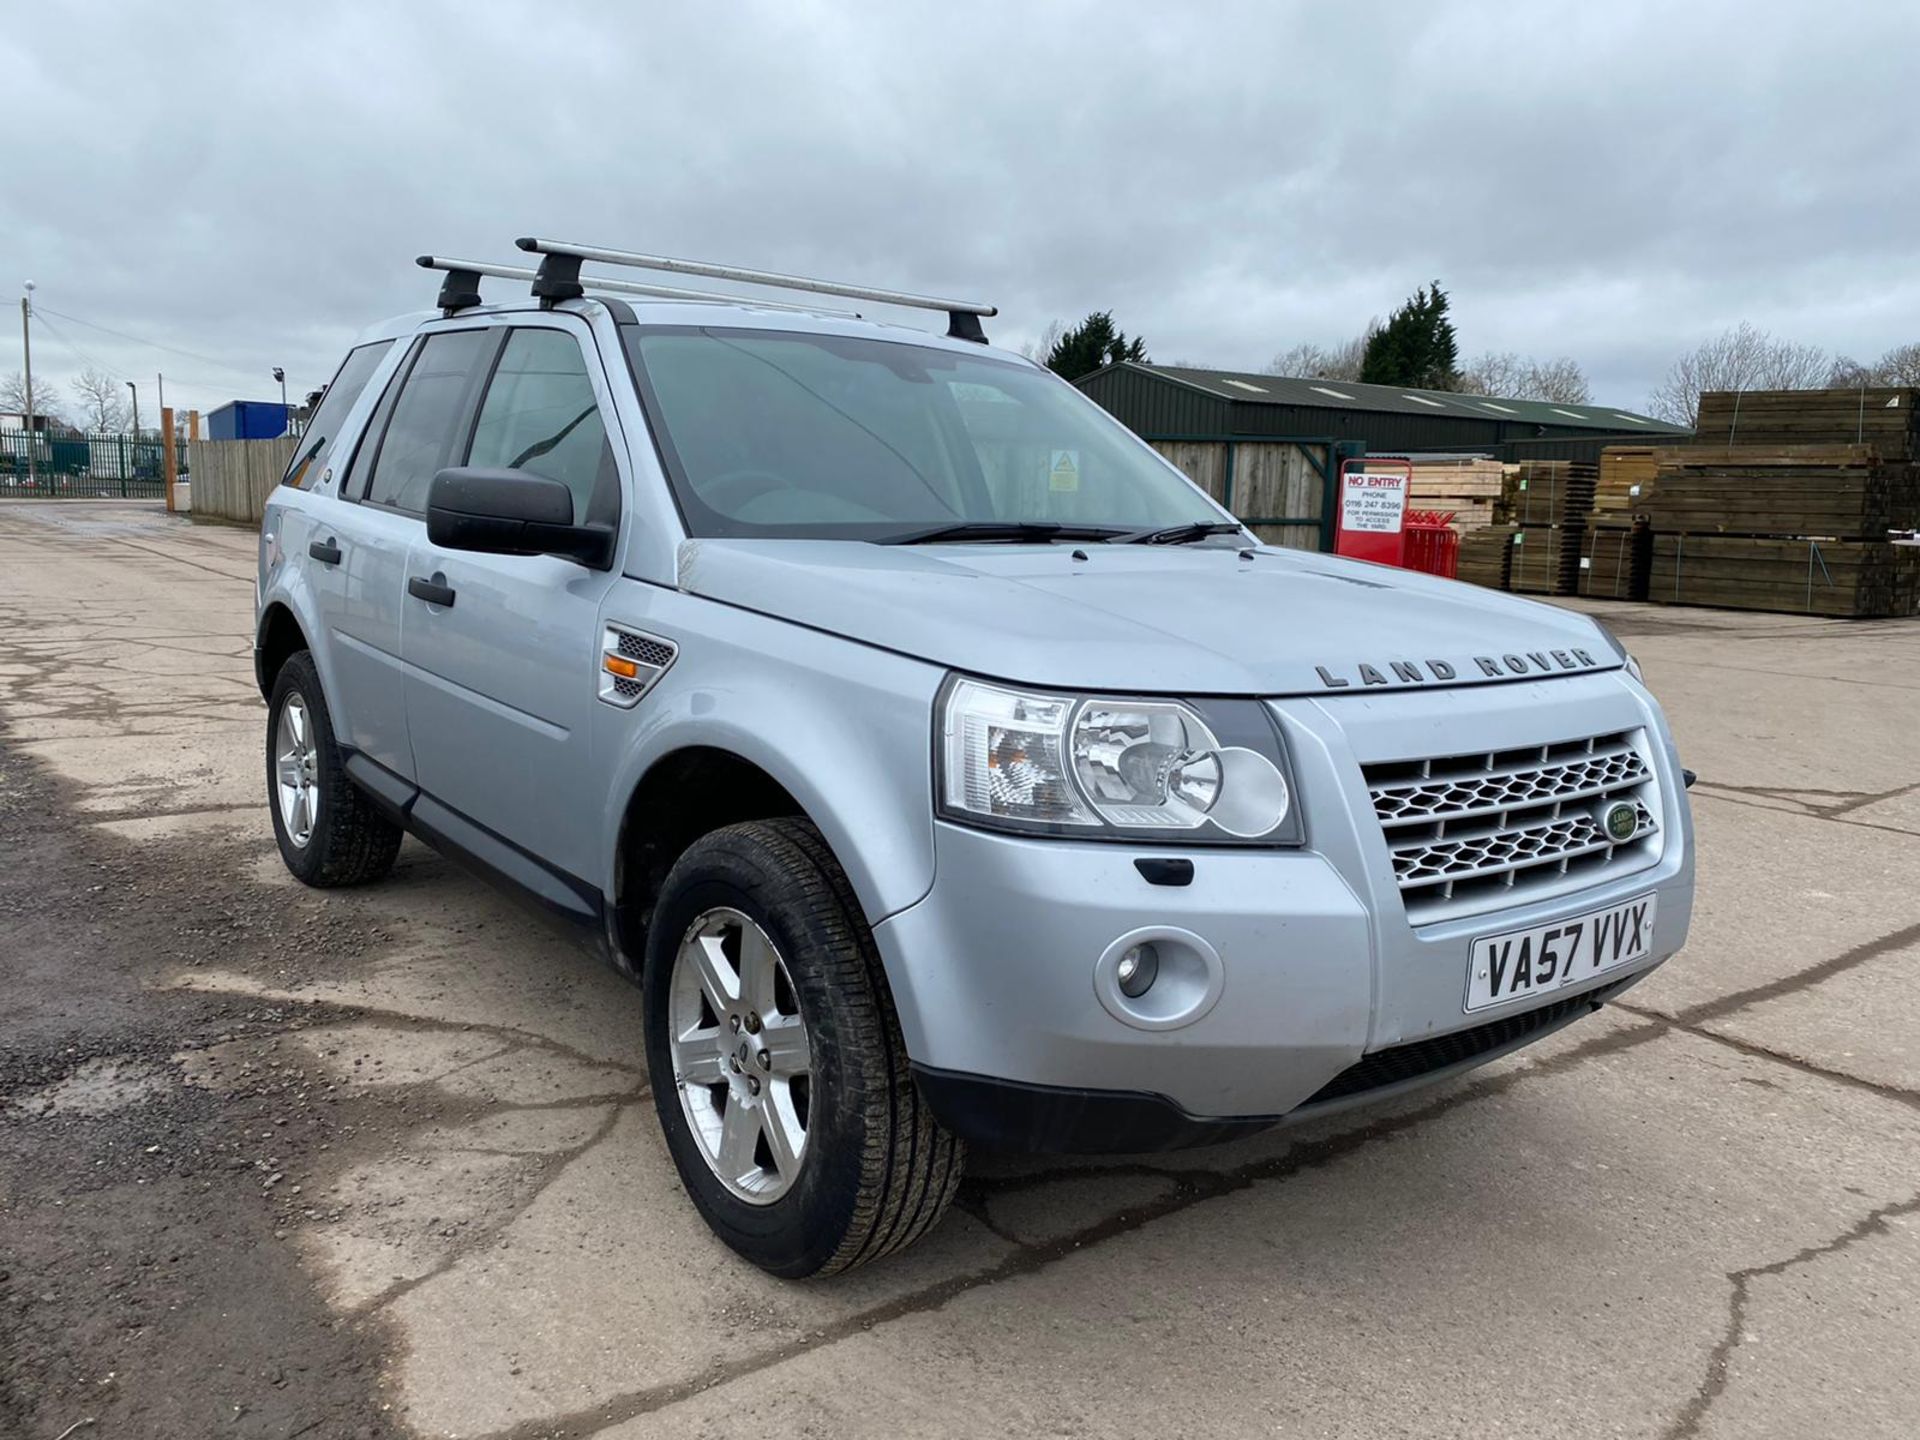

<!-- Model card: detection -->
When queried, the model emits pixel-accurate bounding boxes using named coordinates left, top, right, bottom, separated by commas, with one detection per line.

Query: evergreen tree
left=1045, top=311, right=1149, bottom=380
left=1359, top=283, right=1460, bottom=390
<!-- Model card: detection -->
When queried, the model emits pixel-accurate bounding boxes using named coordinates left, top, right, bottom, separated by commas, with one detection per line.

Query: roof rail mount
left=417, top=257, right=485, bottom=316
left=515, top=237, right=997, bottom=343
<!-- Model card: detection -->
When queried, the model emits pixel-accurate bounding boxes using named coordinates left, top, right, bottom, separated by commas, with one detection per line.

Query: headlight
left=938, top=677, right=1302, bottom=845
left=1589, top=618, right=1644, bottom=684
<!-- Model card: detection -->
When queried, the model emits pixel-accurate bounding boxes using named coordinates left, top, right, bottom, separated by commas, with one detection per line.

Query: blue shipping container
left=207, top=400, right=290, bottom=441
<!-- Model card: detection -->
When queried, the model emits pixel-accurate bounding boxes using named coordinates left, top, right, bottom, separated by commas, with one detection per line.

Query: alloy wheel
left=274, top=692, right=320, bottom=848
left=667, top=907, right=813, bottom=1204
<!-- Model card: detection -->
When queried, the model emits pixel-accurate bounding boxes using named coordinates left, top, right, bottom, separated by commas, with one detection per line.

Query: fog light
left=1116, top=942, right=1159, bottom=998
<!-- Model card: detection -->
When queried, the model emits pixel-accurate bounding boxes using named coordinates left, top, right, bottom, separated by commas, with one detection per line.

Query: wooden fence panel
left=1149, top=440, right=1227, bottom=503
left=185, top=438, right=297, bottom=525
left=1150, top=439, right=1326, bottom=550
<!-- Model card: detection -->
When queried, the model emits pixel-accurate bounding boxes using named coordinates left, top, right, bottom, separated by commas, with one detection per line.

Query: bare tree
left=1019, top=319, right=1065, bottom=367
left=1456, top=351, right=1524, bottom=397
left=1264, top=321, right=1376, bottom=381
left=71, top=367, right=130, bottom=433
left=1457, top=352, right=1593, bottom=404
left=1, top=370, right=65, bottom=425
left=1647, top=323, right=1834, bottom=427
left=1528, top=356, right=1594, bottom=405
left=1873, top=341, right=1920, bottom=386
left=1827, top=355, right=1874, bottom=388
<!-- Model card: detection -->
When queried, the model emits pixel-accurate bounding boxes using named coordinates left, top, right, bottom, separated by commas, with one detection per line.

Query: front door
left=400, top=319, right=627, bottom=883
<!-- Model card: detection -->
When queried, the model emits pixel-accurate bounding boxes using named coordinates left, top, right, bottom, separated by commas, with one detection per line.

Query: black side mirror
left=426, top=467, right=614, bottom=569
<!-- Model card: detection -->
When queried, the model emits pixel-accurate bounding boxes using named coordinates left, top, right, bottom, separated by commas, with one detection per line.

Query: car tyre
left=266, top=650, right=402, bottom=887
left=643, top=817, right=964, bottom=1277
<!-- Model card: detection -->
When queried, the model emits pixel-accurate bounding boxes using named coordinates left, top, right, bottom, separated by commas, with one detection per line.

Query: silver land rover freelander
left=254, top=238, right=1695, bottom=1276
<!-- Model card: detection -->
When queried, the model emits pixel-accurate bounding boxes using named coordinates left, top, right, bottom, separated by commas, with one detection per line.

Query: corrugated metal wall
left=1078, top=367, right=1228, bottom=436
left=1079, top=367, right=1680, bottom=454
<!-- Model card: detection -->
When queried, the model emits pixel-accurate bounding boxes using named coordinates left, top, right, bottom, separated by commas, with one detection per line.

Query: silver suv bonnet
left=675, top=539, right=1623, bottom=696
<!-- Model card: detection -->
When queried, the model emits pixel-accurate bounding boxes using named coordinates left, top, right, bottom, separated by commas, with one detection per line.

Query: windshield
left=623, top=326, right=1225, bottom=540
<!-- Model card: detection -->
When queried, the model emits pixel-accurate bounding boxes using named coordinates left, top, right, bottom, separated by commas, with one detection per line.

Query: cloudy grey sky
left=5, top=0, right=1917, bottom=419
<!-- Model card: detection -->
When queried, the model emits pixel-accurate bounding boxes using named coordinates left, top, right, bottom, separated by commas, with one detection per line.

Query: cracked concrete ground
left=2, top=500, right=1916, bottom=1439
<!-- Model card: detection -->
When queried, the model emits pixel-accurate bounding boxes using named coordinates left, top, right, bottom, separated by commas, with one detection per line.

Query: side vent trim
left=599, top=624, right=678, bottom=708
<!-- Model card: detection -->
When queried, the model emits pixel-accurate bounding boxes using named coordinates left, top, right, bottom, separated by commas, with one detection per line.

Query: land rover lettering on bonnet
left=253, top=236, right=1695, bottom=1275
left=1315, top=647, right=1603, bottom=689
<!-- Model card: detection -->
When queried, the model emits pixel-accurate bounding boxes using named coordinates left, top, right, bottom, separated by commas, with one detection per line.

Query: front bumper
left=873, top=671, right=1694, bottom=1150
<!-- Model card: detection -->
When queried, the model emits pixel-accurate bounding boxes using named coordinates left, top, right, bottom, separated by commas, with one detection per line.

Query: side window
left=364, top=329, right=492, bottom=515
left=466, top=329, right=619, bottom=525
left=280, top=340, right=394, bottom=489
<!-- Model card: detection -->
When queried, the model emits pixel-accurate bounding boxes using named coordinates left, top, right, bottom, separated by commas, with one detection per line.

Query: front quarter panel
left=596, top=586, right=947, bottom=928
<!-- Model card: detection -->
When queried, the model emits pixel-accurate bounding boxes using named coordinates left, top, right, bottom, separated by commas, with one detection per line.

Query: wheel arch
left=610, top=746, right=808, bottom=973
left=255, top=602, right=310, bottom=698
left=607, top=724, right=935, bottom=981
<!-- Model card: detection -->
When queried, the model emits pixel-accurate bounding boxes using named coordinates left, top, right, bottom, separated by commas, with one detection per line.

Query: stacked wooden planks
left=1404, top=455, right=1506, bottom=532
left=1498, top=462, right=1597, bottom=594
left=1507, top=527, right=1573, bottom=594
left=1649, top=536, right=1920, bottom=617
left=1594, top=446, right=1659, bottom=522
left=1456, top=525, right=1516, bottom=590
left=1579, top=523, right=1652, bottom=600
left=1694, top=388, right=1918, bottom=458
left=1641, top=445, right=1917, bottom=538
left=1644, top=389, right=1920, bottom=616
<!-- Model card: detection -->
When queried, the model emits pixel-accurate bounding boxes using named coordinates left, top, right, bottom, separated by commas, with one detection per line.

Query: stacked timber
left=1594, top=446, right=1659, bottom=521
left=1693, top=388, right=1918, bottom=458
left=1579, top=522, right=1652, bottom=600
left=1456, top=525, right=1516, bottom=590
left=1640, top=445, right=1917, bottom=538
left=1405, top=454, right=1506, bottom=533
left=1507, top=527, right=1574, bottom=594
left=1643, top=392, right=1920, bottom=616
left=1648, top=536, right=1920, bottom=617
left=1499, top=462, right=1596, bottom=594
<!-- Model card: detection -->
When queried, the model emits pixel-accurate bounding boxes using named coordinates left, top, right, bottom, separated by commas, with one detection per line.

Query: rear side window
left=466, top=328, right=619, bottom=525
left=280, top=340, right=394, bottom=489
left=364, top=329, right=492, bottom=514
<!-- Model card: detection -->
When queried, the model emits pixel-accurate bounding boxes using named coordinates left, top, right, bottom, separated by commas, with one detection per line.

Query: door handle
left=408, top=575, right=457, bottom=608
left=309, top=538, right=342, bottom=565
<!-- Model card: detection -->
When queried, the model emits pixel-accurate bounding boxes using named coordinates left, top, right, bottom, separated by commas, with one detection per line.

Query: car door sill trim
left=341, top=751, right=602, bottom=929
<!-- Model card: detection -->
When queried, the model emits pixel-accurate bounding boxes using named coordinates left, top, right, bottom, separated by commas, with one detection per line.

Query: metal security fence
left=0, top=431, right=187, bottom=500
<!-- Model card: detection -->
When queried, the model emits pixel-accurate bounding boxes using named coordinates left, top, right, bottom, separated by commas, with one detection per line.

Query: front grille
left=1363, top=730, right=1660, bottom=925
left=1299, top=978, right=1629, bottom=1108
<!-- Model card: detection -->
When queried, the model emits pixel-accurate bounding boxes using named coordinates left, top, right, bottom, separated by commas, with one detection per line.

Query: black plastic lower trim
left=340, top=750, right=603, bottom=930
left=911, top=1065, right=1279, bottom=1154
left=914, top=977, right=1632, bottom=1155
left=1297, top=977, right=1631, bottom=1109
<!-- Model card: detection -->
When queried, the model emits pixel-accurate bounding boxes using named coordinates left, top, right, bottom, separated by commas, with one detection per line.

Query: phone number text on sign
left=1341, top=471, right=1408, bottom=534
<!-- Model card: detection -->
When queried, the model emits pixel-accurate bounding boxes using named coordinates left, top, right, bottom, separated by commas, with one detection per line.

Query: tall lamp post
left=127, top=381, right=141, bottom=439
left=20, top=281, right=35, bottom=488
left=273, top=367, right=288, bottom=434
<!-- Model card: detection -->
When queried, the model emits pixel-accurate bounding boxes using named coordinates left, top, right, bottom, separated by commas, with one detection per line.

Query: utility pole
left=20, top=281, right=35, bottom=488
left=127, top=381, right=140, bottom=439
left=157, top=372, right=165, bottom=414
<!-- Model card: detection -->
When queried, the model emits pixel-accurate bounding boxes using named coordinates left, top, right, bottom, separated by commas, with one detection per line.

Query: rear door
left=400, top=317, right=627, bottom=882
left=313, top=327, right=497, bottom=780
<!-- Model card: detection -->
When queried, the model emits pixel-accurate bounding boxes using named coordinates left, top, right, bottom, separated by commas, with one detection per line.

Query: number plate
left=1466, top=894, right=1657, bottom=1013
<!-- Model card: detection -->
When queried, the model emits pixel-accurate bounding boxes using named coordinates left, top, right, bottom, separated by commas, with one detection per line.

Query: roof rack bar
left=413, top=256, right=857, bottom=315
left=515, top=237, right=996, bottom=340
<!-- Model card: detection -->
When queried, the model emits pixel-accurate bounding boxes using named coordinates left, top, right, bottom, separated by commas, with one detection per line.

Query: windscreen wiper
left=881, top=521, right=1129, bottom=545
left=1114, top=521, right=1246, bottom=545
